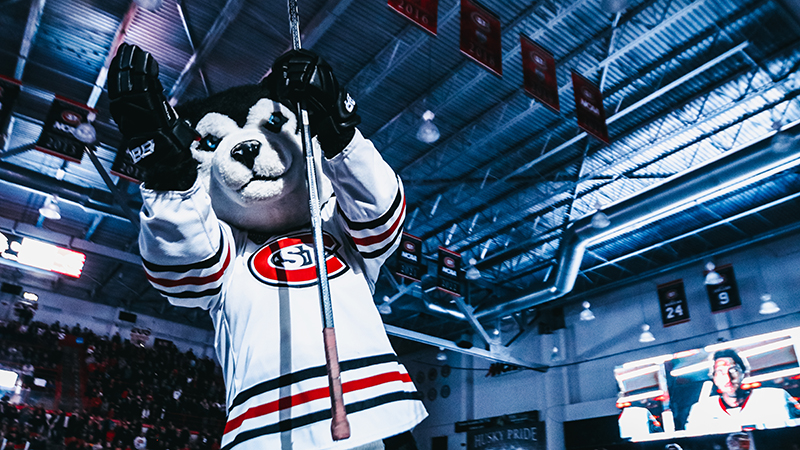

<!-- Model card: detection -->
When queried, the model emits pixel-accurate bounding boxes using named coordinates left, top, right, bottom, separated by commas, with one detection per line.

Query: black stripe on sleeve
left=229, top=353, right=399, bottom=410
left=221, top=391, right=423, bottom=450
left=358, top=226, right=403, bottom=259
left=337, top=180, right=403, bottom=231
left=155, top=285, right=222, bottom=299
left=143, top=233, right=225, bottom=273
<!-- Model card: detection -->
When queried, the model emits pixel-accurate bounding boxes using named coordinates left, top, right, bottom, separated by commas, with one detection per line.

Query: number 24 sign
left=657, top=280, right=691, bottom=327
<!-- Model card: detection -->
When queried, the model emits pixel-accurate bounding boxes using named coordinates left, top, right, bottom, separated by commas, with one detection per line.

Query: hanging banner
left=0, top=76, right=22, bottom=146
left=456, top=410, right=545, bottom=450
left=571, top=71, right=610, bottom=144
left=396, top=233, right=424, bottom=282
left=705, top=264, right=741, bottom=313
left=520, top=36, right=559, bottom=113
left=111, top=142, right=145, bottom=184
left=460, top=0, right=502, bottom=77
left=436, top=247, right=462, bottom=296
left=388, top=0, right=438, bottom=35
left=35, top=96, right=97, bottom=162
left=657, top=280, right=690, bottom=327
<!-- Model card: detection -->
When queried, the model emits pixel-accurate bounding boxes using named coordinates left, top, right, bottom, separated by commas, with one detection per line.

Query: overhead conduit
left=450, top=120, right=800, bottom=322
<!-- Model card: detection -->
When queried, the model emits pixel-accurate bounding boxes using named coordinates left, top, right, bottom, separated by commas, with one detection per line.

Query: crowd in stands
left=0, top=318, right=226, bottom=450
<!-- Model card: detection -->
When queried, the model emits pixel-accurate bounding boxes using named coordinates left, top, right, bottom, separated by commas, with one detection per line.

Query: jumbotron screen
left=614, top=326, right=800, bottom=442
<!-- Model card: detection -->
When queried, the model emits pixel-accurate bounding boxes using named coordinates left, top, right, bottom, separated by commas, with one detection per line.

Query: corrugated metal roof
left=1, top=0, right=800, bottom=348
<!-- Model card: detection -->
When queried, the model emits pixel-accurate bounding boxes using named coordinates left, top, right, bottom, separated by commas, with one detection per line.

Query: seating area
left=0, top=319, right=225, bottom=450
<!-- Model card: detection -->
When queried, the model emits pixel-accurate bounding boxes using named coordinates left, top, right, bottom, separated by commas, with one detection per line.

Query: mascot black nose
left=231, top=140, right=261, bottom=169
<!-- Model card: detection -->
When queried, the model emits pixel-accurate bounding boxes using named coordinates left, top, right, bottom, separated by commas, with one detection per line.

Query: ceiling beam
left=384, top=324, right=547, bottom=372
left=15, top=0, right=46, bottom=79
left=167, top=0, right=246, bottom=103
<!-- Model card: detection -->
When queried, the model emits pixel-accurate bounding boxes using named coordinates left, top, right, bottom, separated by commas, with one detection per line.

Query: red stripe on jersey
left=224, top=371, right=413, bottom=435
left=146, top=245, right=232, bottom=288
left=350, top=197, right=405, bottom=247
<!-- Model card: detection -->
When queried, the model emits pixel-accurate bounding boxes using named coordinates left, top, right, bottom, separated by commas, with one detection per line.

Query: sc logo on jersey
left=249, top=231, right=348, bottom=287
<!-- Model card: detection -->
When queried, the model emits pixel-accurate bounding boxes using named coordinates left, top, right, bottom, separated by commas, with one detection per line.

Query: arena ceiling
left=2, top=0, right=800, bottom=360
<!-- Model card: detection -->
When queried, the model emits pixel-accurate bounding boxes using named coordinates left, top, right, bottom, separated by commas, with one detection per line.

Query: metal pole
left=286, top=0, right=350, bottom=440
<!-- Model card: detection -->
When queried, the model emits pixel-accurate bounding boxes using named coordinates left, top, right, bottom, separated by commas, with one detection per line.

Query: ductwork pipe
left=0, top=160, right=136, bottom=221
left=472, top=120, right=800, bottom=321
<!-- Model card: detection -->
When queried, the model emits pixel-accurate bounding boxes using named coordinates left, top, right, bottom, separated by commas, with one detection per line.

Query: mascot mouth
left=238, top=173, right=282, bottom=192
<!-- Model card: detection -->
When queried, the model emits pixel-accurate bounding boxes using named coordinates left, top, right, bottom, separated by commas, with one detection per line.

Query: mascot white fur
left=108, top=44, right=426, bottom=450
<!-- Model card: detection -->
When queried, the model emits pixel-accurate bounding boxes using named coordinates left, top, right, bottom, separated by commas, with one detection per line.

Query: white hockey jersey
left=137, top=131, right=428, bottom=450
left=685, top=387, right=799, bottom=433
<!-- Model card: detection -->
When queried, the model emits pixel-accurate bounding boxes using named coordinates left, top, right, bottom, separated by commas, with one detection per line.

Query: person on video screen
left=685, top=349, right=800, bottom=432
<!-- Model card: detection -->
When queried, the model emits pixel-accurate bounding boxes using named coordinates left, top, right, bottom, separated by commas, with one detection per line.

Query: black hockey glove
left=108, top=43, right=199, bottom=191
left=264, top=49, right=361, bottom=158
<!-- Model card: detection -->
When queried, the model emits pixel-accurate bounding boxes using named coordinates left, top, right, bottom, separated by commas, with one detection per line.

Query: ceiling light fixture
left=601, top=0, right=629, bottom=13
left=134, top=0, right=164, bottom=12
left=456, top=333, right=473, bottom=349
left=772, top=123, right=796, bottom=152
left=580, top=301, right=595, bottom=321
left=378, top=295, right=393, bottom=315
left=465, top=257, right=481, bottom=280
left=639, top=324, right=655, bottom=343
left=704, top=262, right=724, bottom=285
left=73, top=123, right=97, bottom=144
left=417, top=110, right=440, bottom=143
left=436, top=347, right=447, bottom=361
left=591, top=200, right=611, bottom=229
left=39, top=196, right=61, bottom=220
left=758, top=293, right=780, bottom=315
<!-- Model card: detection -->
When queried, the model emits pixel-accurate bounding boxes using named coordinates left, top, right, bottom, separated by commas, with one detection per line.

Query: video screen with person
left=614, top=326, right=800, bottom=442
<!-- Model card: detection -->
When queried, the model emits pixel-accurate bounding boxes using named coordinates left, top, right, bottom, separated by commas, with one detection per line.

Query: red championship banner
left=521, top=36, right=559, bottom=113
left=35, top=96, right=97, bottom=162
left=571, top=71, right=609, bottom=144
left=396, top=233, right=424, bottom=282
left=656, top=280, right=690, bottom=327
left=0, top=76, right=22, bottom=146
left=388, top=0, right=438, bottom=35
left=111, top=142, right=145, bottom=184
left=436, top=247, right=462, bottom=296
left=460, top=0, right=502, bottom=77
left=705, top=264, right=741, bottom=313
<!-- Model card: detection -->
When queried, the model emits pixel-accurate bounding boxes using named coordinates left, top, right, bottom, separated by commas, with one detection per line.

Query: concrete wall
left=401, top=230, right=800, bottom=450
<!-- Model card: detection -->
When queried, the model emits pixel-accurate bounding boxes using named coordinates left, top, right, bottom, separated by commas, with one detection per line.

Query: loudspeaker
left=0, top=283, right=23, bottom=296
left=538, top=306, right=566, bottom=334
left=118, top=311, right=137, bottom=323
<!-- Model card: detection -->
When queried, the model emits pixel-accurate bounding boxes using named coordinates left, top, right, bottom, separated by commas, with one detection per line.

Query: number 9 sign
left=705, top=265, right=741, bottom=312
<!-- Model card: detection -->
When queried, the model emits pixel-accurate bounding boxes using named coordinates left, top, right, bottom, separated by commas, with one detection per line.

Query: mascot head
left=176, top=85, right=330, bottom=234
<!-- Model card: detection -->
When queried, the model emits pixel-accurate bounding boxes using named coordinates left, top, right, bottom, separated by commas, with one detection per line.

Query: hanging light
left=771, top=122, right=795, bottom=152
left=465, top=257, right=481, bottom=280
left=456, top=333, right=473, bottom=349
left=134, top=0, right=164, bottom=11
left=378, top=295, right=392, bottom=315
left=39, top=196, right=62, bottom=220
left=639, top=324, right=655, bottom=343
left=417, top=110, right=440, bottom=143
left=601, top=0, right=629, bottom=13
left=579, top=301, right=595, bottom=321
left=550, top=346, right=560, bottom=361
left=436, top=347, right=448, bottom=361
left=704, top=262, right=724, bottom=285
left=758, top=293, right=780, bottom=315
left=591, top=200, right=610, bottom=229
left=73, top=123, right=97, bottom=144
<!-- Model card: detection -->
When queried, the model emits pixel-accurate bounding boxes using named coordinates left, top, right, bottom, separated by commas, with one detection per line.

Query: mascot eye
left=198, top=135, right=221, bottom=151
left=263, top=112, right=288, bottom=133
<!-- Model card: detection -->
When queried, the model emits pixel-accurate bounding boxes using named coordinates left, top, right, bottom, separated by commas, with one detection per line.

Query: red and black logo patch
left=248, top=231, right=348, bottom=287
